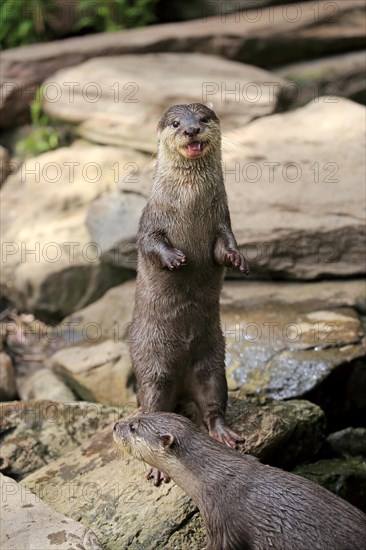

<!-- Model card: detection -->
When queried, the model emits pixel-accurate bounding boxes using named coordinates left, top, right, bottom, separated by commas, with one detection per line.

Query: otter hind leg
left=134, top=367, right=178, bottom=486
left=191, top=353, right=244, bottom=449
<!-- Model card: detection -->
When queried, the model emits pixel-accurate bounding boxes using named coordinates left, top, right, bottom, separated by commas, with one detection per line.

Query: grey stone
left=0, top=142, right=146, bottom=316
left=275, top=50, right=366, bottom=106
left=224, top=98, right=366, bottom=279
left=294, top=457, right=366, bottom=512
left=0, top=473, right=102, bottom=550
left=60, top=280, right=135, bottom=342
left=18, top=368, right=77, bottom=402
left=51, top=340, right=136, bottom=406
left=325, top=427, right=366, bottom=458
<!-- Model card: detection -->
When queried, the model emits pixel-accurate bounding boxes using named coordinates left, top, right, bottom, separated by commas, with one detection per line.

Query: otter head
left=157, top=103, right=220, bottom=161
left=113, top=412, right=198, bottom=472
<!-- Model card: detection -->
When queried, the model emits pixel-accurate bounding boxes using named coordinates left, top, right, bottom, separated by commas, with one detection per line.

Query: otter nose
left=184, top=126, right=200, bottom=137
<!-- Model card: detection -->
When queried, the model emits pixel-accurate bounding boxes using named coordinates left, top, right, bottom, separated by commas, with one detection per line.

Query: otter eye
left=129, top=423, right=137, bottom=432
left=172, top=121, right=180, bottom=128
left=200, top=116, right=209, bottom=123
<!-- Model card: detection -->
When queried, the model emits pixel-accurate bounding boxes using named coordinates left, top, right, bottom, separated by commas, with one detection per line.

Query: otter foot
left=147, top=467, right=171, bottom=487
left=224, top=249, right=250, bottom=276
left=209, top=421, right=244, bottom=450
left=163, top=248, right=187, bottom=270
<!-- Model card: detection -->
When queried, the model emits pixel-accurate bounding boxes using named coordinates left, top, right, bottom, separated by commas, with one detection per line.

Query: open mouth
left=184, top=141, right=208, bottom=158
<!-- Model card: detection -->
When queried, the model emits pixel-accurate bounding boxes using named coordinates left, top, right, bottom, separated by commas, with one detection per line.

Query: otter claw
left=164, top=248, right=187, bottom=270
left=147, top=467, right=170, bottom=486
left=209, top=425, right=244, bottom=450
left=225, top=250, right=250, bottom=276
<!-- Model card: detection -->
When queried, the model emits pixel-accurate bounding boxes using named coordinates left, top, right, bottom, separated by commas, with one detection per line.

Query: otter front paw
left=225, top=249, right=250, bottom=275
left=162, top=248, right=187, bottom=270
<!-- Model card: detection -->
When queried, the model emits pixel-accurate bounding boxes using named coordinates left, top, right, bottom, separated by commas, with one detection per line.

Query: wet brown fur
left=114, top=412, right=366, bottom=550
left=130, top=104, right=248, bottom=476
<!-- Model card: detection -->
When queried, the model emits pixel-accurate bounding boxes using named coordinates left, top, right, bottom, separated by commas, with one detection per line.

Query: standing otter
left=130, top=103, right=249, bottom=485
left=114, top=412, right=366, bottom=550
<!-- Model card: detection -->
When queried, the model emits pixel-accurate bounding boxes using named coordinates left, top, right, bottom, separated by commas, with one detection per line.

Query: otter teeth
left=187, top=142, right=205, bottom=153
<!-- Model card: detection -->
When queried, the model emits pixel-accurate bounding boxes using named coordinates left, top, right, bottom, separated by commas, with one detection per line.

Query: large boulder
left=1, top=0, right=364, bottom=127
left=42, top=53, right=288, bottom=152
left=0, top=142, right=148, bottom=316
left=223, top=98, right=366, bottom=279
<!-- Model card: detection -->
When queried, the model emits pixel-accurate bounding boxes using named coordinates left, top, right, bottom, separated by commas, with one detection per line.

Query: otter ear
left=159, top=433, right=174, bottom=449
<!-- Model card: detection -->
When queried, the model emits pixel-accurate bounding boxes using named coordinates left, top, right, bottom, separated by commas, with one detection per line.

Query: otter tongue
left=187, top=142, right=202, bottom=153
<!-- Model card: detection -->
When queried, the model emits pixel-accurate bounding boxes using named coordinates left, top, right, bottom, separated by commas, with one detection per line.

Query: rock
left=61, top=279, right=365, bottom=343
left=221, top=283, right=365, bottom=407
left=0, top=146, right=10, bottom=186
left=220, top=279, right=366, bottom=312
left=1, top=0, right=364, bottom=127
left=0, top=400, right=121, bottom=479
left=294, top=457, right=366, bottom=512
left=18, top=368, right=77, bottom=402
left=228, top=398, right=326, bottom=468
left=0, top=473, right=102, bottom=550
left=304, top=354, right=366, bottom=432
left=51, top=340, right=136, bottom=406
left=43, top=53, right=288, bottom=152
left=21, top=398, right=324, bottom=549
left=224, top=98, right=366, bottom=279
left=60, top=280, right=135, bottom=342
left=229, top=332, right=365, bottom=400
left=2, top=312, right=70, bottom=395
left=275, top=50, right=366, bottom=106
left=0, top=142, right=147, bottom=316
left=86, top=189, right=146, bottom=267
left=0, top=352, right=17, bottom=401
left=324, top=427, right=366, bottom=458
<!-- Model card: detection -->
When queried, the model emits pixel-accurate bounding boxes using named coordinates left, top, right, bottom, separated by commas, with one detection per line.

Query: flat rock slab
left=223, top=98, right=366, bottom=279
left=21, top=398, right=325, bottom=549
left=220, top=279, right=366, bottom=312
left=1, top=473, right=102, bottom=550
left=0, top=400, right=120, bottom=479
left=0, top=142, right=148, bottom=316
left=275, top=50, right=366, bottom=106
left=43, top=53, right=288, bottom=152
left=1, top=0, right=365, bottom=126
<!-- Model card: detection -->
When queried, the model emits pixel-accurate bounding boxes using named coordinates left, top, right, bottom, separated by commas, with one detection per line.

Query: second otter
left=130, top=103, right=249, bottom=484
left=114, top=412, right=366, bottom=550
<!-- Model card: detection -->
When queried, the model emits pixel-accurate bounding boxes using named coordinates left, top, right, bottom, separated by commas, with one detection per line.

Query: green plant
left=75, top=0, right=158, bottom=33
left=0, top=0, right=55, bottom=49
left=16, top=86, right=65, bottom=158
